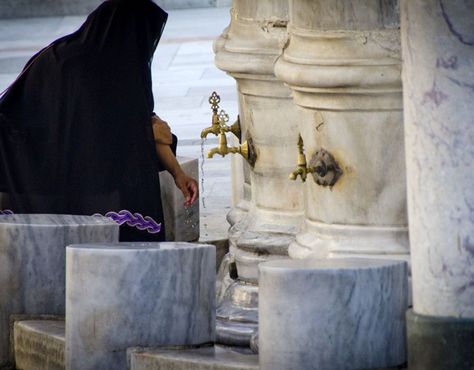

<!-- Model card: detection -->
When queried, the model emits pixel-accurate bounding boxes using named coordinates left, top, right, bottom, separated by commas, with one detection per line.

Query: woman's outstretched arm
left=154, top=144, right=199, bottom=207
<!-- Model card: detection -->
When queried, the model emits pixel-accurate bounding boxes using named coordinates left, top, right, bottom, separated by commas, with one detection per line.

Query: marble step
left=129, top=346, right=259, bottom=370
left=13, top=320, right=65, bottom=370
left=13, top=320, right=258, bottom=370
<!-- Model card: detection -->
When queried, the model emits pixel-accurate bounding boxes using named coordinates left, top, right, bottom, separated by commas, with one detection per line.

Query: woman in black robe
left=0, top=0, right=198, bottom=241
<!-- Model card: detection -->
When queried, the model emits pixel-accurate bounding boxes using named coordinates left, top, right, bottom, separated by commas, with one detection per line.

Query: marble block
left=160, top=156, right=199, bottom=242
left=0, top=214, right=118, bottom=367
left=259, top=258, right=408, bottom=370
left=14, top=320, right=65, bottom=370
left=129, top=345, right=258, bottom=370
left=65, top=242, right=216, bottom=370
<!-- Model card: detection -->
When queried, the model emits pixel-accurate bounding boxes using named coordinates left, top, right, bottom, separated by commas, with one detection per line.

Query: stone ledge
left=13, top=320, right=65, bottom=370
left=129, top=345, right=258, bottom=370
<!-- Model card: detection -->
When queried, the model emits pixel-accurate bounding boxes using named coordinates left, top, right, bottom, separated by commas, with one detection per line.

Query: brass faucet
left=201, top=91, right=242, bottom=141
left=200, top=91, right=221, bottom=139
left=207, top=110, right=250, bottom=160
left=289, top=134, right=343, bottom=187
left=289, top=135, right=313, bottom=182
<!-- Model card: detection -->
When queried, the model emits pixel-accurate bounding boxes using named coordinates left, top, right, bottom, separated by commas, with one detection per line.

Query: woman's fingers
left=175, top=174, right=199, bottom=207
left=187, top=179, right=198, bottom=204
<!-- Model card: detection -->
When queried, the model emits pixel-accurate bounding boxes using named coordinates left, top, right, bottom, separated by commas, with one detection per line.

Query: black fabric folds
left=0, top=0, right=169, bottom=241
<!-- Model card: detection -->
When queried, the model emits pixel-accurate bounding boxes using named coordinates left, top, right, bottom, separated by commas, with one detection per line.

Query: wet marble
left=160, top=156, right=200, bottom=242
left=65, top=242, right=216, bottom=370
left=0, top=214, right=118, bottom=367
left=259, top=258, right=408, bottom=370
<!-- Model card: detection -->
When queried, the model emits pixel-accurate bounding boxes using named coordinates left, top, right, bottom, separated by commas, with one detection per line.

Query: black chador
left=0, top=0, right=172, bottom=241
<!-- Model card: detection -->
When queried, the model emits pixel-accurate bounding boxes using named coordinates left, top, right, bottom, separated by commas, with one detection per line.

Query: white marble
left=0, top=214, right=118, bottom=367
left=14, top=320, right=65, bottom=370
left=401, top=0, right=474, bottom=318
left=65, top=242, right=216, bottom=370
left=274, top=0, right=409, bottom=265
left=159, top=156, right=200, bottom=242
left=213, top=0, right=304, bottom=346
left=259, top=258, right=408, bottom=370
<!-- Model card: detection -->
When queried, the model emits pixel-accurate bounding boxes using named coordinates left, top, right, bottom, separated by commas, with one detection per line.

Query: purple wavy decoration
left=0, top=209, right=161, bottom=234
left=93, top=210, right=161, bottom=234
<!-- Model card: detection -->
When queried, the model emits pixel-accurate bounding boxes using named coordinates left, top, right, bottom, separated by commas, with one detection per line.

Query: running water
left=200, top=138, right=207, bottom=209
left=184, top=206, right=198, bottom=230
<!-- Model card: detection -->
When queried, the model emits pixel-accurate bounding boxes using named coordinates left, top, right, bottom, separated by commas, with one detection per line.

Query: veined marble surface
left=0, top=214, right=118, bottom=367
left=259, top=258, right=408, bottom=370
left=65, top=242, right=216, bottom=370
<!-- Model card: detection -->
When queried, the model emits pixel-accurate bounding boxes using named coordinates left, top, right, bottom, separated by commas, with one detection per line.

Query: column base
left=407, top=309, right=474, bottom=370
left=216, top=280, right=258, bottom=348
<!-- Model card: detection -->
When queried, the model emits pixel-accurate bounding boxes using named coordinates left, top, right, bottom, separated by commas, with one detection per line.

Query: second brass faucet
left=207, top=110, right=249, bottom=160
left=289, top=135, right=313, bottom=182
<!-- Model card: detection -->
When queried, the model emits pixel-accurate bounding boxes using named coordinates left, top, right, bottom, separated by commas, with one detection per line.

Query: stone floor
left=0, top=7, right=237, bottom=242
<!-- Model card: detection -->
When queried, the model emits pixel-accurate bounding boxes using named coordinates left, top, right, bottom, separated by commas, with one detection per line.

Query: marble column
left=213, top=0, right=304, bottom=345
left=65, top=242, right=216, bottom=370
left=259, top=258, right=408, bottom=370
left=0, top=214, right=118, bottom=367
left=401, top=1, right=474, bottom=368
left=275, top=0, right=409, bottom=265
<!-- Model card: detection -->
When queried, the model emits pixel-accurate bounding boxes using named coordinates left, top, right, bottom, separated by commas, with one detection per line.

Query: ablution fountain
left=2, top=0, right=474, bottom=369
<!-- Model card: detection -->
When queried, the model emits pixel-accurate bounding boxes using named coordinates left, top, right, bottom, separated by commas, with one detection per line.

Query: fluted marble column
left=275, top=0, right=409, bottom=265
left=401, top=1, right=474, bottom=369
left=213, top=0, right=304, bottom=345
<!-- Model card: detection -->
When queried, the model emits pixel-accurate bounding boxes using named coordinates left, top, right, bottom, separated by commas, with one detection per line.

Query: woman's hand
left=174, top=172, right=199, bottom=207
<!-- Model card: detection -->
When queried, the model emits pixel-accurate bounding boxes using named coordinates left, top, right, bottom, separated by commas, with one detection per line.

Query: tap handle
left=218, top=109, right=230, bottom=128
left=209, top=91, right=221, bottom=111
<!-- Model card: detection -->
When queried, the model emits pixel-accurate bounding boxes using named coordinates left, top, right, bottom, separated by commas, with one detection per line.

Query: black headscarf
left=0, top=0, right=170, bottom=241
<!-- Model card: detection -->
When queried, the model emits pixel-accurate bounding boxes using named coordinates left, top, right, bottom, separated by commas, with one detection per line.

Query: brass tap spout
left=200, top=91, right=221, bottom=139
left=207, top=132, right=241, bottom=158
left=207, top=126, right=248, bottom=159
left=289, top=135, right=313, bottom=182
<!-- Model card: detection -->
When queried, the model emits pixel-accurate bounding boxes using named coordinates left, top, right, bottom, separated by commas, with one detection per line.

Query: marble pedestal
left=407, top=309, right=474, bottom=370
left=0, top=214, right=118, bottom=367
left=159, top=156, right=199, bottom=242
left=259, top=258, right=408, bottom=370
left=65, top=242, right=216, bottom=370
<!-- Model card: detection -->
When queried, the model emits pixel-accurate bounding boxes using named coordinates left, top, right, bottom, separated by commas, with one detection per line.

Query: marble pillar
left=275, top=0, right=409, bottom=265
left=259, top=258, right=408, bottom=370
left=213, top=0, right=304, bottom=345
left=65, top=242, right=216, bottom=370
left=0, top=214, right=118, bottom=367
left=401, top=0, right=474, bottom=368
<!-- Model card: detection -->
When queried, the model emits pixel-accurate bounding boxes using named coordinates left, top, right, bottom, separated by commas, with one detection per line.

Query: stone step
left=129, top=345, right=259, bottom=370
left=13, top=320, right=65, bottom=370
left=13, top=320, right=258, bottom=370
